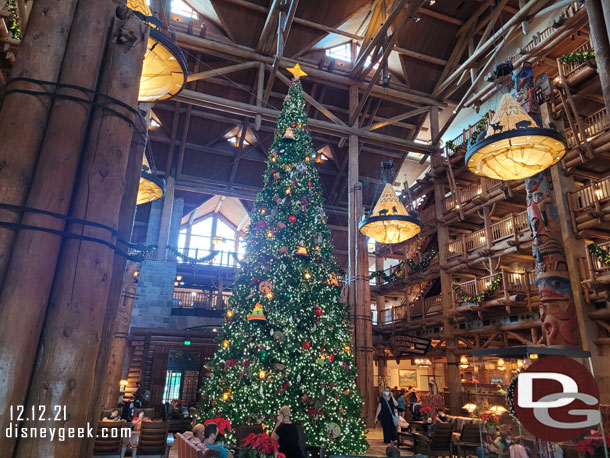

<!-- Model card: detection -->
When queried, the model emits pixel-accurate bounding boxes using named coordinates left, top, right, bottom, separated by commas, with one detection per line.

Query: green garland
left=561, top=50, right=595, bottom=65
left=370, top=246, right=438, bottom=282
left=127, top=244, right=157, bottom=262
left=469, top=113, right=490, bottom=145
left=167, top=245, right=220, bottom=263
left=452, top=273, right=502, bottom=304
left=588, top=243, right=610, bottom=265
left=7, top=0, right=21, bottom=40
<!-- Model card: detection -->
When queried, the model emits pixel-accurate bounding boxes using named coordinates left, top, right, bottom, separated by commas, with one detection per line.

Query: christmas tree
left=197, top=65, right=368, bottom=454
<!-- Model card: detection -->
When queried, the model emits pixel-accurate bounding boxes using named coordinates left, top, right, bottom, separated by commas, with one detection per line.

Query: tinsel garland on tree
left=452, top=273, right=502, bottom=304
left=369, top=246, right=438, bottom=283
left=561, top=50, right=595, bottom=65
left=588, top=243, right=610, bottom=265
left=196, top=69, right=368, bottom=454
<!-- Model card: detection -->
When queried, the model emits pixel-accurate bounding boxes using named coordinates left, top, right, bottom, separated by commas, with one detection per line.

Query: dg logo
left=515, top=356, right=600, bottom=442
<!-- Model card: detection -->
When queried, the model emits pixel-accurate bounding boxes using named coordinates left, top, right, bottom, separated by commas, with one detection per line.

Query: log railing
left=584, top=240, right=610, bottom=281
left=447, top=211, right=529, bottom=258
left=372, top=255, right=439, bottom=286
left=452, top=270, right=535, bottom=307
left=443, top=178, right=503, bottom=212
left=560, top=39, right=595, bottom=80
left=568, top=176, right=610, bottom=232
left=377, top=294, right=443, bottom=326
left=419, top=205, right=436, bottom=224
left=565, top=107, right=609, bottom=148
left=170, top=246, right=242, bottom=267
left=172, top=289, right=230, bottom=309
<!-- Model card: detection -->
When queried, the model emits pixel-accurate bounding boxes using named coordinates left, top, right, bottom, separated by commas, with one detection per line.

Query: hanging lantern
left=315, top=153, right=323, bottom=164
left=459, top=355, right=470, bottom=369
left=496, top=358, right=506, bottom=370
left=466, top=93, right=566, bottom=180
left=359, top=182, right=421, bottom=244
left=247, top=303, right=267, bottom=321
left=127, top=0, right=187, bottom=102
left=137, top=169, right=165, bottom=205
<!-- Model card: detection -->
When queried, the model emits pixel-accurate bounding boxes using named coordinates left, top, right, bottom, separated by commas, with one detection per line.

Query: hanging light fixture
left=359, top=162, right=421, bottom=244
left=465, top=92, right=566, bottom=181
left=459, top=355, right=470, bottom=369
left=414, top=358, right=431, bottom=367
left=127, top=0, right=187, bottom=102
left=496, top=358, right=506, bottom=371
left=137, top=168, right=166, bottom=205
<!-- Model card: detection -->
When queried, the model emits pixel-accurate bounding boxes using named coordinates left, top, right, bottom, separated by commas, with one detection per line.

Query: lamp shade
left=359, top=183, right=421, bottom=244
left=466, top=94, right=566, bottom=180
left=137, top=170, right=165, bottom=205
left=127, top=0, right=187, bottom=102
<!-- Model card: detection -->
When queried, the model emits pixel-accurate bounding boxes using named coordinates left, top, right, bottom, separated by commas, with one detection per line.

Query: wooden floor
left=167, top=427, right=414, bottom=457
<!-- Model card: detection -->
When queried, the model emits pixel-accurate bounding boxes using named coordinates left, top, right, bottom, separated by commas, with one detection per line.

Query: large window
left=178, top=215, right=244, bottom=266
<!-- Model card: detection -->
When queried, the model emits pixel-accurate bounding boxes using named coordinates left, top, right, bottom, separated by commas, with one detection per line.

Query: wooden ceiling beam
left=187, top=61, right=259, bottom=82
left=176, top=32, right=446, bottom=108
left=366, top=106, right=429, bottom=132
left=418, top=7, right=464, bottom=26
left=256, top=0, right=280, bottom=54
left=172, top=89, right=437, bottom=152
left=351, top=0, right=408, bottom=78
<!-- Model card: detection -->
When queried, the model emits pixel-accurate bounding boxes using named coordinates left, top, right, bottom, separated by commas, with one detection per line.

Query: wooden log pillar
left=99, top=106, right=150, bottom=412
left=13, top=10, right=148, bottom=458
left=347, top=84, right=375, bottom=426
left=0, top=0, right=79, bottom=289
left=431, top=106, right=462, bottom=415
left=586, top=0, right=610, bottom=116
left=0, top=1, right=116, bottom=455
left=377, top=357, right=388, bottom=394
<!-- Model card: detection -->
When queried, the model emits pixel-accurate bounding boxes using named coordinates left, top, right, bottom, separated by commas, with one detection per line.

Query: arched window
left=178, top=215, right=244, bottom=266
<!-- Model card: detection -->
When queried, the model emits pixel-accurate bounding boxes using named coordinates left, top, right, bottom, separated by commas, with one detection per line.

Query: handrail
left=585, top=241, right=610, bottom=275
left=453, top=270, right=533, bottom=305
left=569, top=175, right=610, bottom=212
left=172, top=289, right=230, bottom=309
left=560, top=39, right=594, bottom=79
left=170, top=247, right=242, bottom=267
left=447, top=211, right=529, bottom=257
left=377, top=294, right=443, bottom=326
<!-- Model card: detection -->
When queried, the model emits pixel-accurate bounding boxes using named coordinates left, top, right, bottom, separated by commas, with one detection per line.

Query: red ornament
left=302, top=340, right=311, bottom=350
left=288, top=215, right=297, bottom=223
left=257, top=221, right=266, bottom=229
left=308, top=182, right=313, bottom=188
left=291, top=123, right=296, bottom=127
left=242, top=360, right=250, bottom=367
left=328, top=354, right=335, bottom=363
left=314, top=307, right=323, bottom=317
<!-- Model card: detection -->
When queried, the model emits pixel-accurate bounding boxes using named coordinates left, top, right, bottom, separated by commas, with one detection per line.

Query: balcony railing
left=377, top=294, right=443, bottom=326
left=452, top=270, right=536, bottom=307
left=583, top=240, right=610, bottom=284
left=172, top=289, right=231, bottom=309
left=443, top=178, right=503, bottom=212
left=447, top=211, right=529, bottom=258
left=568, top=176, right=610, bottom=233
left=560, top=39, right=595, bottom=79
left=171, top=247, right=242, bottom=267
left=565, top=107, right=610, bottom=148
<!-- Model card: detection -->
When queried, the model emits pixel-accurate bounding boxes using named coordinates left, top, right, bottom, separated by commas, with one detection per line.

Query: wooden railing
left=452, top=270, right=536, bottom=307
left=445, top=111, right=494, bottom=155
left=584, top=240, right=610, bottom=280
left=447, top=211, right=529, bottom=258
left=569, top=176, right=610, bottom=213
left=172, top=289, right=230, bottom=309
left=560, top=39, right=595, bottom=79
left=565, top=107, right=610, bottom=149
left=377, top=294, right=443, bottom=326
left=443, top=178, right=503, bottom=212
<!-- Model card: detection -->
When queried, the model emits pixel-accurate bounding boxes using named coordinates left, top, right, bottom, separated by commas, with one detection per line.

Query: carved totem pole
left=526, top=171, right=579, bottom=348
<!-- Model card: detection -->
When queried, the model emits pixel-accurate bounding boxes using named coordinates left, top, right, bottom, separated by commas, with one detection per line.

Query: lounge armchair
left=454, top=422, right=482, bottom=458
left=413, top=421, right=454, bottom=458
left=93, top=420, right=127, bottom=458
left=133, top=421, right=171, bottom=458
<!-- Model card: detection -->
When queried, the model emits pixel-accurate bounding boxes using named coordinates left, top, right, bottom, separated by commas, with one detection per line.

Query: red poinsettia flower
left=204, top=417, right=232, bottom=435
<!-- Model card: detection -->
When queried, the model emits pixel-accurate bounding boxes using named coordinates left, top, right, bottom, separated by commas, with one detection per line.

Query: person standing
left=271, top=406, right=302, bottom=458
left=396, top=390, right=406, bottom=419
left=374, top=387, right=398, bottom=445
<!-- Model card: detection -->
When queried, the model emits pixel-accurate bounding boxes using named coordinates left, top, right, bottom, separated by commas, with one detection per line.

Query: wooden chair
left=133, top=421, right=170, bottom=458
left=93, top=420, right=127, bottom=458
left=175, top=432, right=221, bottom=458
left=454, top=422, right=482, bottom=458
left=413, top=421, right=454, bottom=458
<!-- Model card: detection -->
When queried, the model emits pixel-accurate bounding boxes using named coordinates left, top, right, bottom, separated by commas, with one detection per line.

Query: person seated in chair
left=132, top=411, right=151, bottom=432
left=435, top=408, right=449, bottom=423
left=203, top=423, right=233, bottom=458
left=103, top=409, right=121, bottom=421
left=271, top=406, right=301, bottom=458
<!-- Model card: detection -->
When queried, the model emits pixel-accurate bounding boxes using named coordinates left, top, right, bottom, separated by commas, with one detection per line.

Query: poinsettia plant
left=239, top=433, right=285, bottom=458
left=420, top=406, right=434, bottom=420
left=576, top=431, right=610, bottom=458
left=204, top=417, right=232, bottom=435
left=480, top=412, right=499, bottom=429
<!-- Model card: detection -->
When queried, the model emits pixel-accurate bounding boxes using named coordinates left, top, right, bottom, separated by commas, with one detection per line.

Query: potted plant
left=239, top=432, right=286, bottom=458
left=420, top=406, right=434, bottom=423
left=480, top=412, right=499, bottom=435
left=576, top=431, right=610, bottom=458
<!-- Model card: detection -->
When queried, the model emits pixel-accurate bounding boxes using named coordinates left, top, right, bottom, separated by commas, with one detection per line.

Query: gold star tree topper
left=287, top=63, right=308, bottom=80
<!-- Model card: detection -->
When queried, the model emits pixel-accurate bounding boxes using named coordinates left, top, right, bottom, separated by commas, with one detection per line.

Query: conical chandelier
left=359, top=162, right=421, bottom=244
left=465, top=92, right=566, bottom=180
